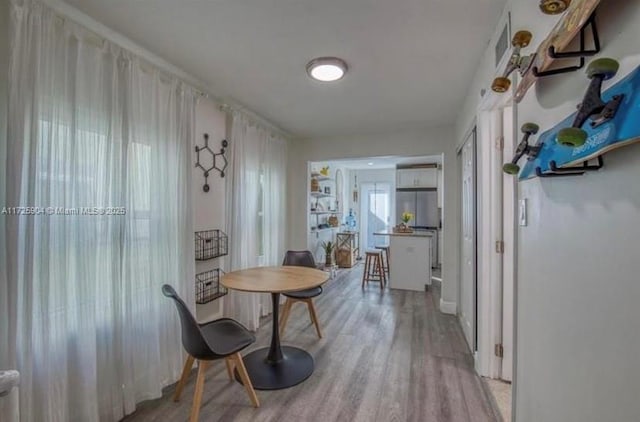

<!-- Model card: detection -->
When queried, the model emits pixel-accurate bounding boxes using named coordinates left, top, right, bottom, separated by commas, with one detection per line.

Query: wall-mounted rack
left=195, top=269, right=227, bottom=304
left=535, top=156, right=604, bottom=178
left=532, top=11, right=600, bottom=78
left=195, top=229, right=228, bottom=260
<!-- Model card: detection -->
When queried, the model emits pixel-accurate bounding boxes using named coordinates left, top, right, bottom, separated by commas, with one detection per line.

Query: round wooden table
left=221, top=266, right=329, bottom=390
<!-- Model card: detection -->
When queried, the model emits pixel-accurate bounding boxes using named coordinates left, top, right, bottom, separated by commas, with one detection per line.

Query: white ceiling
left=63, top=0, right=506, bottom=139
left=316, top=155, right=442, bottom=170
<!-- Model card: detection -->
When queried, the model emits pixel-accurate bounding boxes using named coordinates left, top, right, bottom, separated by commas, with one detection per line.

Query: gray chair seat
left=283, top=286, right=323, bottom=300
left=200, top=318, right=255, bottom=357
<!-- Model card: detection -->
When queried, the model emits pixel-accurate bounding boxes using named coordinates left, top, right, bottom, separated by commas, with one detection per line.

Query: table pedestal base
left=235, top=346, right=314, bottom=390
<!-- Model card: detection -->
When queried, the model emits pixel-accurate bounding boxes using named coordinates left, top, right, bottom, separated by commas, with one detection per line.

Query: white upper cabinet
left=397, top=168, right=437, bottom=188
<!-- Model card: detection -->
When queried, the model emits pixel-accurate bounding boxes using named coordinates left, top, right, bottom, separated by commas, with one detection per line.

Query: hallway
left=125, top=266, right=500, bottom=422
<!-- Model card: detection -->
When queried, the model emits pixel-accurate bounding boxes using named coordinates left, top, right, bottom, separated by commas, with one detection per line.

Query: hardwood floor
left=124, top=266, right=500, bottom=422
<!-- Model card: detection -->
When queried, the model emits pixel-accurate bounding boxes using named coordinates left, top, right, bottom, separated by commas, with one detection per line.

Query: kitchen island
left=374, top=230, right=432, bottom=291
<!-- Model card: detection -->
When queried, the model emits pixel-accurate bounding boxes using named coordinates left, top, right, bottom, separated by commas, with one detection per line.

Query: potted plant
left=321, top=240, right=335, bottom=266
left=399, top=212, right=414, bottom=232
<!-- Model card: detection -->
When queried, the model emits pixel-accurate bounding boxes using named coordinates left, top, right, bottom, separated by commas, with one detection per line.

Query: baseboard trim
left=439, top=298, right=457, bottom=315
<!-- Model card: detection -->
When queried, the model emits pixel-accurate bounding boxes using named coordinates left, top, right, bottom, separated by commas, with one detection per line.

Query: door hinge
left=495, top=343, right=504, bottom=358
left=495, top=136, right=504, bottom=151
left=495, top=240, right=504, bottom=254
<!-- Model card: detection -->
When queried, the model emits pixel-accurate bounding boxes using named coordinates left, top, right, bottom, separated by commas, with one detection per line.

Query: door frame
left=473, top=89, right=517, bottom=384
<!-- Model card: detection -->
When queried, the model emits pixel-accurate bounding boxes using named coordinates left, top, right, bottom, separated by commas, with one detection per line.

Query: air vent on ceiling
left=495, top=21, right=510, bottom=68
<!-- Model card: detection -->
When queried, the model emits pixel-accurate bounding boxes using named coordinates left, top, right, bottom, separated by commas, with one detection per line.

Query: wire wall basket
left=195, top=268, right=227, bottom=304
left=195, top=229, right=228, bottom=260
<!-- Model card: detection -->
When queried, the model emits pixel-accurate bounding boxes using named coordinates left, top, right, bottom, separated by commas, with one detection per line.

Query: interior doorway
left=474, top=103, right=517, bottom=421
left=359, top=182, right=391, bottom=250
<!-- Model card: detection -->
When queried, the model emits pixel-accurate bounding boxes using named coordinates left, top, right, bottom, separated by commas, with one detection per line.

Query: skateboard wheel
left=539, top=0, right=571, bottom=15
left=586, top=58, right=620, bottom=80
left=512, top=30, right=533, bottom=48
left=521, top=122, right=540, bottom=135
left=557, top=127, right=587, bottom=147
left=491, top=77, right=511, bottom=93
left=503, top=163, right=520, bottom=175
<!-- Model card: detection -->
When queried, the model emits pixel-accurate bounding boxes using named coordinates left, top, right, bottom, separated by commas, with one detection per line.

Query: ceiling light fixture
left=367, top=162, right=374, bottom=166
left=306, top=57, right=348, bottom=82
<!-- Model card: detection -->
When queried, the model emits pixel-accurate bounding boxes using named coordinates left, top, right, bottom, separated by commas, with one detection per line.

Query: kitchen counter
left=374, top=230, right=431, bottom=291
left=374, top=229, right=434, bottom=237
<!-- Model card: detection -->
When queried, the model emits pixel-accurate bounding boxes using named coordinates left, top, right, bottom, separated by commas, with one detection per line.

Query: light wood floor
left=124, top=266, right=500, bottom=422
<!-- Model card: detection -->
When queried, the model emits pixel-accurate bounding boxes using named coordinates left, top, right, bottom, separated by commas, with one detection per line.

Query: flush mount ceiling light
left=306, top=57, right=348, bottom=82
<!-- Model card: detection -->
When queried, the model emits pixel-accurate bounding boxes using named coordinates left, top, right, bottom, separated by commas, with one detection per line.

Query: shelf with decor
left=310, top=191, right=335, bottom=199
left=310, top=227, right=340, bottom=233
left=311, top=172, right=335, bottom=181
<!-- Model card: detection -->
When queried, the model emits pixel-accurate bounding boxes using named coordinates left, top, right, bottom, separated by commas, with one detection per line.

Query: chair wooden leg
left=306, top=299, right=323, bottom=339
left=189, top=360, right=209, bottom=422
left=376, top=256, right=385, bottom=289
left=361, top=254, right=369, bottom=288
left=232, top=352, right=260, bottom=407
left=173, top=355, right=195, bottom=402
left=224, top=357, right=235, bottom=381
left=279, top=298, right=293, bottom=336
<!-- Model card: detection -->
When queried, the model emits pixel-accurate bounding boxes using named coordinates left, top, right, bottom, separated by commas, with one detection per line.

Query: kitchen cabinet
left=397, top=168, right=437, bottom=188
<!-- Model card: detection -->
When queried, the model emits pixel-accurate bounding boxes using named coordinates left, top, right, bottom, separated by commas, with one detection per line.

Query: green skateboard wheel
left=503, top=163, right=520, bottom=175
left=586, top=58, right=619, bottom=80
left=557, top=127, right=587, bottom=147
left=521, top=122, right=540, bottom=135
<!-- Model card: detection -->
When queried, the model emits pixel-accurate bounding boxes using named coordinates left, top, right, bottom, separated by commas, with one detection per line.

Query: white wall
left=193, top=99, right=228, bottom=322
left=288, top=126, right=460, bottom=309
left=456, top=0, right=640, bottom=420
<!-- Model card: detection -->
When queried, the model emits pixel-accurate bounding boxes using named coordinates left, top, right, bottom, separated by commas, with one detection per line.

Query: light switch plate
left=519, top=199, right=527, bottom=227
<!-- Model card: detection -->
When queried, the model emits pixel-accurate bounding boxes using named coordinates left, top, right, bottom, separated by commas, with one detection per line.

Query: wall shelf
left=310, top=211, right=343, bottom=215
left=311, top=173, right=334, bottom=182
left=310, top=191, right=335, bottom=198
left=310, top=227, right=340, bottom=233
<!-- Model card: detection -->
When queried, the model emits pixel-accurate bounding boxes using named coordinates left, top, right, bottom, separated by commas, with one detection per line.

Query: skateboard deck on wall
left=514, top=0, right=601, bottom=103
left=518, top=65, right=640, bottom=180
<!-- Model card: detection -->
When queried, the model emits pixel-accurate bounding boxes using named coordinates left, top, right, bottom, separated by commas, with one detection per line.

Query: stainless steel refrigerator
left=396, top=190, right=439, bottom=229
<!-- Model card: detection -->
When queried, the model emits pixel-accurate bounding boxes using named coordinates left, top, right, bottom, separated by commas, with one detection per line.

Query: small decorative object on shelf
left=195, top=229, right=229, bottom=260
left=310, top=176, right=320, bottom=192
left=320, top=166, right=330, bottom=176
left=321, top=240, right=335, bottom=266
left=195, top=134, right=228, bottom=192
left=196, top=269, right=227, bottom=304
left=328, top=214, right=339, bottom=227
left=345, top=208, right=357, bottom=231
left=324, top=186, right=331, bottom=194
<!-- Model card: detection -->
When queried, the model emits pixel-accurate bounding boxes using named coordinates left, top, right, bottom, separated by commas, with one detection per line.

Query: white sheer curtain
left=224, top=111, right=288, bottom=330
left=2, top=1, right=196, bottom=421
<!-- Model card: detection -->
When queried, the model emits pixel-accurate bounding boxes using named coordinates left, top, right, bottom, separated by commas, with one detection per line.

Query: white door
left=460, top=129, right=477, bottom=351
left=360, top=183, right=391, bottom=250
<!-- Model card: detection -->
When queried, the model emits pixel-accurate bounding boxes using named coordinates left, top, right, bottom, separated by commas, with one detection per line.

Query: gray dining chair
left=162, top=285, right=259, bottom=422
left=279, top=251, right=324, bottom=339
